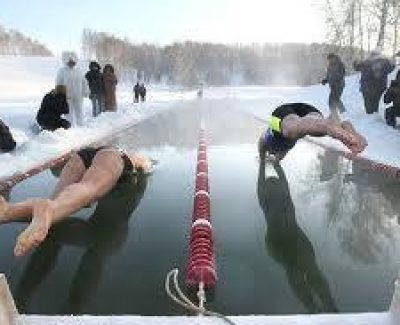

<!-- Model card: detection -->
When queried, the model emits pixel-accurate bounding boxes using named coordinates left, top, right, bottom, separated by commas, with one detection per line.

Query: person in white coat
left=56, top=52, right=89, bottom=126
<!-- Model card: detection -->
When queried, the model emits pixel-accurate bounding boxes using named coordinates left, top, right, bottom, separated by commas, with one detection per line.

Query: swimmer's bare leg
left=51, top=153, right=86, bottom=199
left=14, top=150, right=124, bottom=256
left=0, top=196, right=37, bottom=224
left=0, top=154, right=87, bottom=225
left=281, top=113, right=366, bottom=154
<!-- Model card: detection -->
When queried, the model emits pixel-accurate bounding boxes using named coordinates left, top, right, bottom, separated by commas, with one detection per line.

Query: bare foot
left=328, top=121, right=367, bottom=154
left=14, top=199, right=53, bottom=256
left=0, top=195, right=10, bottom=224
left=341, top=121, right=368, bottom=151
left=330, top=127, right=364, bottom=154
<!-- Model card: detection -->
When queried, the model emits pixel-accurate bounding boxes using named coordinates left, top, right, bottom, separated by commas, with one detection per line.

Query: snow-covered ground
left=0, top=55, right=400, bottom=181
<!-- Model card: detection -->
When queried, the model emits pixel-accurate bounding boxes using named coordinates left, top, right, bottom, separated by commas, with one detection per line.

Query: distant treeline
left=82, top=29, right=361, bottom=86
left=0, top=25, right=52, bottom=56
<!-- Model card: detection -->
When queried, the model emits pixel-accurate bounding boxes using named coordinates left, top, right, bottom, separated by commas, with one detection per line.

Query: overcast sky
left=0, top=0, right=326, bottom=54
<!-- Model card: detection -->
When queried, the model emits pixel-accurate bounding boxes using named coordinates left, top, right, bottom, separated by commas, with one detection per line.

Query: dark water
left=1, top=100, right=400, bottom=315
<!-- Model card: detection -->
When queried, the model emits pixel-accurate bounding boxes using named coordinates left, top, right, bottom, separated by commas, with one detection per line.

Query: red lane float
left=0, top=152, right=72, bottom=193
left=186, top=129, right=217, bottom=288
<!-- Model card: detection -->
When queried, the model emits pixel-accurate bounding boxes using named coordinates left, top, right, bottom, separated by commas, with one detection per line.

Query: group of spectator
left=45, top=52, right=118, bottom=129
left=322, top=49, right=399, bottom=127
left=36, top=53, right=119, bottom=132
left=0, top=51, right=153, bottom=153
left=0, top=51, right=122, bottom=153
left=37, top=53, right=146, bottom=133
left=85, top=61, right=118, bottom=116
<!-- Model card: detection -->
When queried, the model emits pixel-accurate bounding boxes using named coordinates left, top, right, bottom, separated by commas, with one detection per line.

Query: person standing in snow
left=322, top=53, right=346, bottom=118
left=85, top=61, right=105, bottom=117
left=139, top=83, right=146, bottom=102
left=56, top=52, right=89, bottom=126
left=36, top=85, right=70, bottom=131
left=353, top=49, right=395, bottom=114
left=0, top=119, right=16, bottom=152
left=383, top=70, right=400, bottom=128
left=133, top=82, right=140, bottom=103
left=103, top=64, right=118, bottom=112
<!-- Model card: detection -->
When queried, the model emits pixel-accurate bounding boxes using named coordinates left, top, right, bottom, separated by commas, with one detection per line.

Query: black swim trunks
left=261, top=103, right=322, bottom=154
left=271, top=103, right=321, bottom=121
left=76, top=146, right=134, bottom=182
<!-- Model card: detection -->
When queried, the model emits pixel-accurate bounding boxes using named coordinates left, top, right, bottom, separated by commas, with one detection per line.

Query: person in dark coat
left=0, top=119, right=16, bottom=152
left=139, top=83, right=146, bottom=102
left=36, top=85, right=70, bottom=131
left=133, top=82, right=140, bottom=103
left=383, top=70, right=400, bottom=127
left=322, top=53, right=346, bottom=118
left=103, top=64, right=118, bottom=112
left=353, top=50, right=395, bottom=114
left=85, top=61, right=104, bottom=117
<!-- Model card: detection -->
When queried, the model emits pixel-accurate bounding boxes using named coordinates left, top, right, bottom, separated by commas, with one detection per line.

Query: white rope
left=165, top=268, right=236, bottom=325
left=197, top=281, right=206, bottom=311
left=195, top=190, right=210, bottom=198
left=191, top=219, right=212, bottom=229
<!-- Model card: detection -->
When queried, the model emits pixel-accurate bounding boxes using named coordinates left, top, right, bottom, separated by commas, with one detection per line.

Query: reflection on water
left=318, top=150, right=348, bottom=225
left=14, top=175, right=148, bottom=314
left=317, top=149, right=400, bottom=265
left=257, top=160, right=338, bottom=313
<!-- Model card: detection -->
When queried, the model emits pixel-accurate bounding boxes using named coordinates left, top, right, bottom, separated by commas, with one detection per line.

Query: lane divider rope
left=165, top=124, right=235, bottom=325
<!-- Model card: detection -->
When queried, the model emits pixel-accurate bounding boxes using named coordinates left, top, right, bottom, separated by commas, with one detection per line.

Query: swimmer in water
left=258, top=103, right=367, bottom=161
left=0, top=146, right=151, bottom=256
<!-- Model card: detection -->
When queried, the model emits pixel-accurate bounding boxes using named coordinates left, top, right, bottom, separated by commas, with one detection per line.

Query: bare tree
left=376, top=0, right=390, bottom=49
left=0, top=24, right=52, bottom=56
left=358, top=0, right=365, bottom=57
left=389, top=0, right=400, bottom=55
